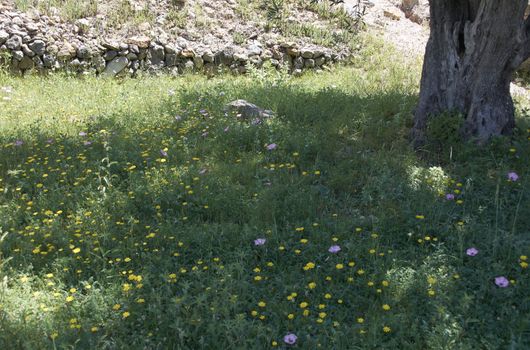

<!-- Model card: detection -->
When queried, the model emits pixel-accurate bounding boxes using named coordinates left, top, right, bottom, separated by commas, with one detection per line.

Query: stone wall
left=0, top=9, right=340, bottom=77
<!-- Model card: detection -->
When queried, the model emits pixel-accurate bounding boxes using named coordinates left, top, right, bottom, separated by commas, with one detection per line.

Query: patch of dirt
left=345, top=0, right=428, bottom=60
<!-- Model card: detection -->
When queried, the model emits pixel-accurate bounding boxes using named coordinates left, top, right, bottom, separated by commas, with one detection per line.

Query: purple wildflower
left=84, top=141, right=92, bottom=146
left=446, top=193, right=455, bottom=200
left=224, top=126, right=230, bottom=132
left=507, top=172, right=519, bottom=182
left=175, top=115, right=182, bottom=121
left=160, top=149, right=168, bottom=157
left=199, top=109, right=209, bottom=116
left=79, top=131, right=87, bottom=136
left=328, top=245, right=341, bottom=253
left=14, top=140, right=23, bottom=146
left=254, top=238, right=266, bottom=246
left=283, top=333, right=297, bottom=345
left=266, top=143, right=277, bottom=151
left=466, top=247, right=479, bottom=256
left=494, top=276, right=510, bottom=288
left=46, top=138, right=54, bottom=144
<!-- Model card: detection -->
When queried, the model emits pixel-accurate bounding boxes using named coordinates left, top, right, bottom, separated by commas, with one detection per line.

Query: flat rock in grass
left=103, top=56, right=129, bottom=77
left=225, top=100, right=274, bottom=122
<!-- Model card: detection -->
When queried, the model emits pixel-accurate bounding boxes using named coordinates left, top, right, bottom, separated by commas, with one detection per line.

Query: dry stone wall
left=0, top=8, right=341, bottom=77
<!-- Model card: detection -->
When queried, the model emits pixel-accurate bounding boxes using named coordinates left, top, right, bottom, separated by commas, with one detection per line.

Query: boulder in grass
left=225, top=100, right=274, bottom=122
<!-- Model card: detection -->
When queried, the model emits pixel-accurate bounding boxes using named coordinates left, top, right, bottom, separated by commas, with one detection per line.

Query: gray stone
left=77, top=45, right=91, bottom=59
left=164, top=45, right=178, bottom=54
left=126, top=35, right=150, bottom=49
left=0, top=31, right=9, bottom=45
left=234, top=53, right=248, bottom=62
left=301, top=49, right=313, bottom=59
left=313, top=50, right=324, bottom=58
left=22, top=44, right=35, bottom=57
left=6, top=35, right=22, bottom=50
left=29, top=40, right=45, bottom=56
left=129, top=45, right=139, bottom=54
left=103, top=50, right=117, bottom=61
left=12, top=50, right=24, bottom=61
left=57, top=43, right=76, bottom=60
left=202, top=51, right=214, bottom=62
left=247, top=44, right=262, bottom=56
left=43, top=54, right=55, bottom=68
left=25, top=22, right=39, bottom=33
left=118, top=49, right=129, bottom=56
left=148, top=43, right=165, bottom=67
left=102, top=41, right=120, bottom=50
left=47, top=44, right=59, bottom=55
left=293, top=69, right=303, bottom=77
left=104, top=56, right=129, bottom=77
left=184, top=59, right=195, bottom=70
left=126, top=52, right=138, bottom=60
left=305, top=58, right=315, bottom=68
left=69, top=58, right=82, bottom=68
left=225, top=100, right=274, bottom=121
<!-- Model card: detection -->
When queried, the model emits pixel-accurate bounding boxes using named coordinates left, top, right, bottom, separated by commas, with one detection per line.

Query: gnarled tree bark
left=413, top=0, right=530, bottom=146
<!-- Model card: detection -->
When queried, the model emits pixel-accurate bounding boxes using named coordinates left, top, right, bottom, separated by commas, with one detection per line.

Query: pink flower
left=466, top=247, right=479, bottom=256
left=254, top=238, right=266, bottom=246
left=328, top=245, right=341, bottom=253
left=283, top=333, right=297, bottom=345
left=494, top=276, right=509, bottom=288
left=446, top=194, right=455, bottom=200
left=507, top=172, right=519, bottom=182
left=266, top=143, right=277, bottom=150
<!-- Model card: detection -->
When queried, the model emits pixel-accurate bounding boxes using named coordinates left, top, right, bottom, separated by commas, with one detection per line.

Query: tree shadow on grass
left=0, top=77, right=528, bottom=348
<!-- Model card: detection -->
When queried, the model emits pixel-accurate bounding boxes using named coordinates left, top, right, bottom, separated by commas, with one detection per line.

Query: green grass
left=13, top=0, right=98, bottom=21
left=0, top=38, right=529, bottom=349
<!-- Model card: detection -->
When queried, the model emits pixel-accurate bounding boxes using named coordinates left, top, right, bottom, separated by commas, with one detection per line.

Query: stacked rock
left=0, top=8, right=339, bottom=77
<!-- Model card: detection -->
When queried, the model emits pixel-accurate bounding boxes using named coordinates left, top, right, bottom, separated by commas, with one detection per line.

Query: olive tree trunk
left=412, top=0, right=530, bottom=146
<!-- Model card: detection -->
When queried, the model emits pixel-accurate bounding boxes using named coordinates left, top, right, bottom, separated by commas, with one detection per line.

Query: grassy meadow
left=0, top=40, right=529, bottom=349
